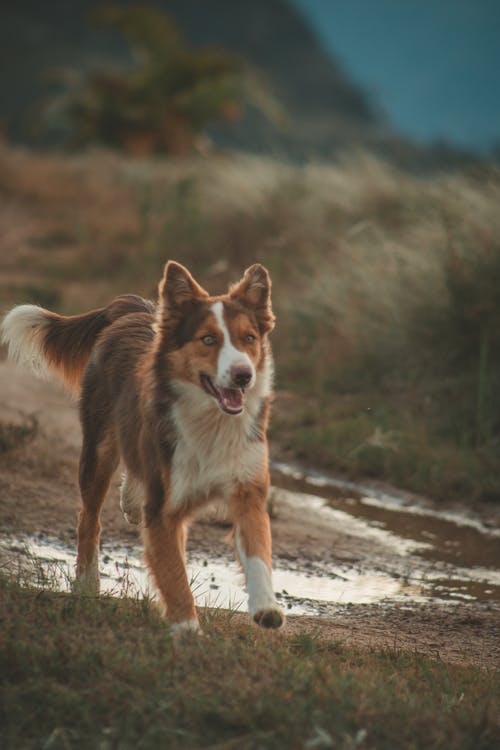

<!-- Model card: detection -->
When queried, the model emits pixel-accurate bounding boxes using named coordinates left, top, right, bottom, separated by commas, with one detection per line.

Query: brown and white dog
left=2, top=261, right=284, bottom=635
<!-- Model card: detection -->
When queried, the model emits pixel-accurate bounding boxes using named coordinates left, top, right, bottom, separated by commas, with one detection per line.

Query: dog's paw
left=170, top=619, right=202, bottom=642
left=252, top=608, right=285, bottom=629
left=71, top=574, right=99, bottom=597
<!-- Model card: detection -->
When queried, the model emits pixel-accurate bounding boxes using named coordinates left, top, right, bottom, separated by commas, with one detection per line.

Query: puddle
left=2, top=528, right=499, bottom=615
left=274, top=486, right=432, bottom=557
left=272, top=462, right=500, bottom=571
left=1, top=533, right=420, bottom=616
left=271, top=487, right=500, bottom=605
left=1, top=464, right=499, bottom=612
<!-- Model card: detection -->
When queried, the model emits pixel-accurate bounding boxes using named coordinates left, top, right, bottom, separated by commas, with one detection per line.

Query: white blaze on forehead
left=211, top=301, right=255, bottom=388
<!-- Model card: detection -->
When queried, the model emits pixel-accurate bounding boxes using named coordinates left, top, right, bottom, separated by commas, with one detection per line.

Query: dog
left=2, top=261, right=285, bottom=635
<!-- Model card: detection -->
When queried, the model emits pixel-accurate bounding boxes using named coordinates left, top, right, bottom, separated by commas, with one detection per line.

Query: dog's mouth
left=200, top=374, right=244, bottom=416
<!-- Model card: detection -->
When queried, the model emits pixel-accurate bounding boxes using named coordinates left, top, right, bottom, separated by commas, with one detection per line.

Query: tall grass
left=1, top=143, right=500, bottom=501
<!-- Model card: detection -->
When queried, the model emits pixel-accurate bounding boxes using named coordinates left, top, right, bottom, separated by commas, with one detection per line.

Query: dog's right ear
left=158, top=261, right=208, bottom=314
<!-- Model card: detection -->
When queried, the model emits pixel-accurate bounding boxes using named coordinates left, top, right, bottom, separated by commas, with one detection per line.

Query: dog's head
left=156, top=261, right=275, bottom=415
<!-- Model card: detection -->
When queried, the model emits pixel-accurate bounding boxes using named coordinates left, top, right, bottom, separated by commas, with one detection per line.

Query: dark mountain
left=0, top=0, right=479, bottom=168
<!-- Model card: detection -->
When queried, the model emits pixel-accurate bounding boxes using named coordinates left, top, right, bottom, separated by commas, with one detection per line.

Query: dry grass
left=1, top=142, right=500, bottom=502
left=1, top=571, right=498, bottom=750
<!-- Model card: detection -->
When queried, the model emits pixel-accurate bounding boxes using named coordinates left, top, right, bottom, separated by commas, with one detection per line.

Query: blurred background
left=1, top=0, right=500, bottom=506
left=2, top=0, right=499, bottom=165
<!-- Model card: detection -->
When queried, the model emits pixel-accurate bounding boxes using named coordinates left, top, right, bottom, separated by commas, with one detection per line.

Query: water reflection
left=272, top=462, right=500, bottom=569
left=2, top=462, right=499, bottom=613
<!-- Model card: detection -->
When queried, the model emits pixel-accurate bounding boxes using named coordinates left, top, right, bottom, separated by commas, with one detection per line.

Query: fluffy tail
left=1, top=295, right=154, bottom=393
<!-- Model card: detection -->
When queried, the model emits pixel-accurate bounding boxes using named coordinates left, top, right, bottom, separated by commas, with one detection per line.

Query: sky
left=290, top=0, right=500, bottom=154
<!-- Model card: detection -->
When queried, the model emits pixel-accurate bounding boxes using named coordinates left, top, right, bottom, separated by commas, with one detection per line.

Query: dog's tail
left=1, top=295, right=154, bottom=393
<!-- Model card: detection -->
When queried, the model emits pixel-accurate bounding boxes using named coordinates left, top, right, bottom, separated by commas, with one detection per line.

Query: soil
left=1, top=357, right=499, bottom=671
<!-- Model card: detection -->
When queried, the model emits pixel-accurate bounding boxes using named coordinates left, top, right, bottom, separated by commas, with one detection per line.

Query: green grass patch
left=0, top=572, right=498, bottom=750
left=271, top=383, right=500, bottom=503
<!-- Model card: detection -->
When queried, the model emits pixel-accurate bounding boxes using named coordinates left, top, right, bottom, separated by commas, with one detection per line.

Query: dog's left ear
left=230, top=264, right=275, bottom=334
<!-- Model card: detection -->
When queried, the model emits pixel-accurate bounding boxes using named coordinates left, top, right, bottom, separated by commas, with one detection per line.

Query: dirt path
left=1, top=357, right=499, bottom=670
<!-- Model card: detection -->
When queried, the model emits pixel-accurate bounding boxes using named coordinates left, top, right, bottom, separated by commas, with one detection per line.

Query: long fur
left=2, top=262, right=284, bottom=633
left=1, top=295, right=154, bottom=393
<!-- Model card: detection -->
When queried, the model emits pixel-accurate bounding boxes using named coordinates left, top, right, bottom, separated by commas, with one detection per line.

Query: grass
left=0, top=571, right=498, bottom=750
left=1, top=142, right=500, bottom=503
left=0, top=415, right=38, bottom=453
left=1, top=144, right=498, bottom=750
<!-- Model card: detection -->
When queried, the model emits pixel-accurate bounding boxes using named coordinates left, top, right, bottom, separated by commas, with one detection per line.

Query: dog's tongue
left=219, top=388, right=244, bottom=411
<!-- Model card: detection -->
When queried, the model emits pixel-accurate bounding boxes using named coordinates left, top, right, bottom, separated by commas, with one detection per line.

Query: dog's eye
left=246, top=333, right=257, bottom=344
left=201, top=334, right=217, bottom=346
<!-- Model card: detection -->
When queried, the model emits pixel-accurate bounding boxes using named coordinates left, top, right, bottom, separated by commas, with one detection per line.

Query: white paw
left=72, top=572, right=100, bottom=596
left=72, top=552, right=100, bottom=595
left=170, top=619, right=202, bottom=641
left=251, top=604, right=285, bottom=629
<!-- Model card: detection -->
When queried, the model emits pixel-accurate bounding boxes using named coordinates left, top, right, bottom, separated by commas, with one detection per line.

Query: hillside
left=1, top=142, right=499, bottom=503
left=0, top=0, right=479, bottom=168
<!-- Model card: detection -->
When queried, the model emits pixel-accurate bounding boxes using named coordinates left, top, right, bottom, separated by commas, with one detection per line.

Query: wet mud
left=1, top=360, right=499, bottom=668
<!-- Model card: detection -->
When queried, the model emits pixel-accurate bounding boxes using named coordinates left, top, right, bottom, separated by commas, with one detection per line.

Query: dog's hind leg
left=120, top=472, right=144, bottom=526
left=73, top=429, right=118, bottom=596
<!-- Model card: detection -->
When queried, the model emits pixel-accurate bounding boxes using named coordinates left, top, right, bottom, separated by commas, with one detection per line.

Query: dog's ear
left=230, top=264, right=275, bottom=334
left=159, top=261, right=208, bottom=313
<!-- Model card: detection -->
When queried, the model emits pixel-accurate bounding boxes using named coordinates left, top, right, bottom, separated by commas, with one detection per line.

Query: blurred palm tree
left=60, top=4, right=285, bottom=155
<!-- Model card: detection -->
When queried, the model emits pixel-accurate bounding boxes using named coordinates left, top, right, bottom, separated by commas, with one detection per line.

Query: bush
left=55, top=4, right=284, bottom=155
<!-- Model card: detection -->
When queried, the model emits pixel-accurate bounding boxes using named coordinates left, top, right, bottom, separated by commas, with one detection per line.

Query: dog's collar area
left=200, top=373, right=244, bottom=415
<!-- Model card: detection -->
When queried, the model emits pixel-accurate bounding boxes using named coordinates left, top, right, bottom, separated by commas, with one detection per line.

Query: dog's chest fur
left=168, top=382, right=266, bottom=511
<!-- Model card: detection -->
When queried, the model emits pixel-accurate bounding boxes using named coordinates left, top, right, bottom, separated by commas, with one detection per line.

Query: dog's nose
left=231, top=366, right=253, bottom=388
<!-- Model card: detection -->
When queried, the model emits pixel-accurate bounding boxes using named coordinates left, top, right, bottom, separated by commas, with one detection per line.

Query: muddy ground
left=0, top=358, right=499, bottom=670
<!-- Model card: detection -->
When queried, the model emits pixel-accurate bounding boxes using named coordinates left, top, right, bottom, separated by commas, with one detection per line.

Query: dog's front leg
left=143, top=503, right=199, bottom=637
left=230, top=479, right=285, bottom=629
